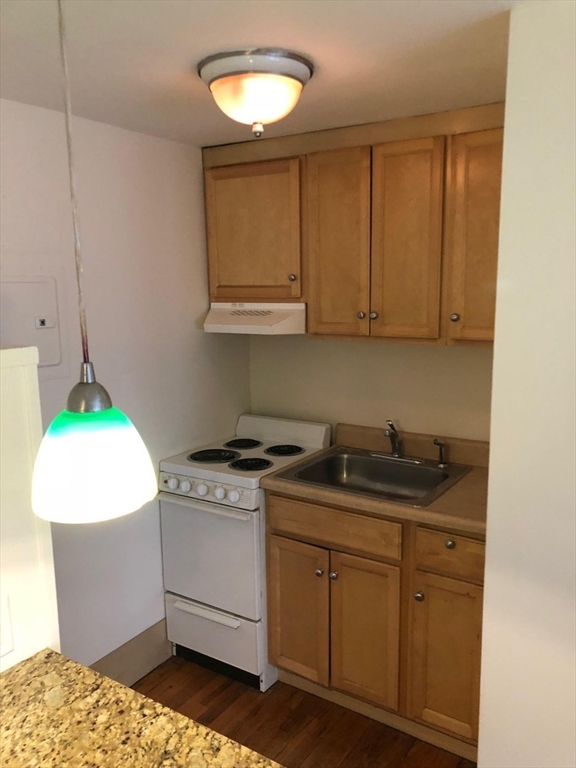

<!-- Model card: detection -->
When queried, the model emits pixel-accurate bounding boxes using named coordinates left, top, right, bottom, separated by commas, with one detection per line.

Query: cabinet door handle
left=414, top=592, right=425, bottom=602
left=315, top=569, right=324, bottom=577
left=369, top=311, right=378, bottom=320
left=450, top=313, right=460, bottom=322
left=288, top=273, right=297, bottom=282
left=357, top=311, right=366, bottom=319
left=445, top=539, right=456, bottom=549
left=329, top=571, right=339, bottom=580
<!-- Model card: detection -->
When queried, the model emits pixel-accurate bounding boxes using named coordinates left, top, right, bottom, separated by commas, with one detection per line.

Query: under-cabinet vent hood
left=204, top=303, right=306, bottom=335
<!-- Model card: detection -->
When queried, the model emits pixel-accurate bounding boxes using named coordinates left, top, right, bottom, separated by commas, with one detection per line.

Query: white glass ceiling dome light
left=198, top=49, right=314, bottom=137
left=31, top=0, right=157, bottom=525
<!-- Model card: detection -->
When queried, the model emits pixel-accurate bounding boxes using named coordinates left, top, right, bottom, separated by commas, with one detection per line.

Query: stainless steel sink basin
left=278, top=446, right=470, bottom=507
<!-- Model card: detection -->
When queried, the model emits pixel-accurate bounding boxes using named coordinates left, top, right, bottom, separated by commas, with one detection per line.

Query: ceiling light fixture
left=198, top=48, right=314, bottom=138
left=31, top=0, right=157, bottom=524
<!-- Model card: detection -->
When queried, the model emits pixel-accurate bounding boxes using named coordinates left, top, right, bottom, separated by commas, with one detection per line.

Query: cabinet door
left=330, top=552, right=400, bottom=710
left=205, top=159, right=301, bottom=299
left=306, top=147, right=371, bottom=335
left=445, top=129, right=503, bottom=341
left=409, top=571, right=483, bottom=741
left=267, top=535, right=329, bottom=685
left=371, top=137, right=444, bottom=338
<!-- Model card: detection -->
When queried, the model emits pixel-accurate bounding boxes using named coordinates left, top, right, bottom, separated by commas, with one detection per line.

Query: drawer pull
left=329, top=571, right=339, bottom=580
left=445, top=539, right=456, bottom=549
left=173, top=600, right=241, bottom=629
left=315, top=569, right=324, bottom=577
left=414, top=592, right=425, bottom=602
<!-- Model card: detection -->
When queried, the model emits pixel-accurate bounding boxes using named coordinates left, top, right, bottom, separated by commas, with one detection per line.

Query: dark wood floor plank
left=400, top=739, right=463, bottom=768
left=347, top=721, right=414, bottom=768
left=133, top=658, right=477, bottom=768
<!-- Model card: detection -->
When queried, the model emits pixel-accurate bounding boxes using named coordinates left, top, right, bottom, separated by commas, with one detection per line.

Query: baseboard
left=90, top=619, right=172, bottom=687
left=278, top=670, right=477, bottom=762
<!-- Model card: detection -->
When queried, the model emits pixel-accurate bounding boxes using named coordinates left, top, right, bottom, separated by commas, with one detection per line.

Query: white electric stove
left=159, top=414, right=331, bottom=691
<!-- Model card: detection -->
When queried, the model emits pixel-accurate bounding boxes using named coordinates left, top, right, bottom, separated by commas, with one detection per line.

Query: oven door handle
left=173, top=600, right=241, bottom=629
left=159, top=492, right=252, bottom=521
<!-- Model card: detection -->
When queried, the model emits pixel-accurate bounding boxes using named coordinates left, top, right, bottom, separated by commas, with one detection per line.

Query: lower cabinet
left=409, top=571, right=483, bottom=741
left=267, top=536, right=329, bottom=685
left=268, top=535, right=401, bottom=711
left=266, top=493, right=486, bottom=749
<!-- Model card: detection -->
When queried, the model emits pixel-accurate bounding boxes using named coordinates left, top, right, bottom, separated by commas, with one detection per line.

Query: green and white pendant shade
left=32, top=363, right=157, bottom=524
left=32, top=399, right=157, bottom=524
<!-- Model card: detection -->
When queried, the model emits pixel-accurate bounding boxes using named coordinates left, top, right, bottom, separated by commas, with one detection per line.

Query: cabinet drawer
left=415, top=528, right=485, bottom=584
left=268, top=495, right=402, bottom=561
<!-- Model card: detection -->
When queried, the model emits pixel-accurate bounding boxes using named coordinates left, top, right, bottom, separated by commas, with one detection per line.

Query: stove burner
left=229, top=458, right=273, bottom=472
left=264, top=444, right=304, bottom=457
left=188, top=449, right=240, bottom=463
left=224, top=438, right=263, bottom=449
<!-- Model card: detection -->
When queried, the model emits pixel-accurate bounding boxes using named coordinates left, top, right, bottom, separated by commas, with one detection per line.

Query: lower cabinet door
left=330, top=551, right=401, bottom=710
left=267, top=535, right=330, bottom=685
left=409, top=571, right=483, bottom=741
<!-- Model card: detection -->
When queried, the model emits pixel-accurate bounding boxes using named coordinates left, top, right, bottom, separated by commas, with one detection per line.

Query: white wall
left=250, top=336, right=493, bottom=440
left=479, top=3, right=576, bottom=767
left=0, top=99, right=250, bottom=666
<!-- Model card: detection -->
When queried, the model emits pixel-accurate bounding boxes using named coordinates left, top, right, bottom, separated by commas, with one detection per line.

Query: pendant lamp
left=31, top=0, right=157, bottom=524
left=198, top=49, right=314, bottom=137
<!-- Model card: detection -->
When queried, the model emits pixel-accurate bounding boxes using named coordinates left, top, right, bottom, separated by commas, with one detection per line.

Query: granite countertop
left=262, top=441, right=488, bottom=536
left=0, top=649, right=281, bottom=768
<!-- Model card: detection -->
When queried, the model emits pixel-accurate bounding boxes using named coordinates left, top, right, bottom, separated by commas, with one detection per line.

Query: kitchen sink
left=277, top=446, right=471, bottom=507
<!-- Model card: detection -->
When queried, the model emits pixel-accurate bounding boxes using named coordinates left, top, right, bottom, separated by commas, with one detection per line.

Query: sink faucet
left=384, top=420, right=403, bottom=458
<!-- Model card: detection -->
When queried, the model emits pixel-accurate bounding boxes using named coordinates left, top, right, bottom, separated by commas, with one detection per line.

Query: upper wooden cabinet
left=306, top=147, right=371, bottom=336
left=205, top=158, right=301, bottom=299
left=305, top=130, right=502, bottom=342
left=371, top=138, right=445, bottom=339
left=444, top=128, right=503, bottom=342
left=306, top=137, right=445, bottom=339
left=203, top=111, right=503, bottom=342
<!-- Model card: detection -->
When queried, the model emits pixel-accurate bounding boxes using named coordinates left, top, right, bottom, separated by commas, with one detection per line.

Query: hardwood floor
left=133, top=657, right=476, bottom=768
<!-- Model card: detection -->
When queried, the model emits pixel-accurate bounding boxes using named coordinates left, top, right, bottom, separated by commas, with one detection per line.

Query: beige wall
left=0, top=99, right=250, bottom=666
left=478, top=3, right=576, bottom=767
left=249, top=336, right=493, bottom=440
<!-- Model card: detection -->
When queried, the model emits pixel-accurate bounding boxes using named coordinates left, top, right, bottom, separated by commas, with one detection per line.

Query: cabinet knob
left=445, top=539, right=456, bottom=550
left=329, top=571, right=339, bottom=580
left=450, top=313, right=460, bottom=322
left=369, top=311, right=378, bottom=320
left=288, top=273, right=297, bottom=282
left=314, top=569, right=324, bottom=577
left=414, top=592, right=425, bottom=602
left=357, top=311, right=366, bottom=319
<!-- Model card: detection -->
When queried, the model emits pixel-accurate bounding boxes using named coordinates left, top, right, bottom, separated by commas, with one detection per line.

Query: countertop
left=261, top=442, right=488, bottom=536
left=0, top=649, right=281, bottom=768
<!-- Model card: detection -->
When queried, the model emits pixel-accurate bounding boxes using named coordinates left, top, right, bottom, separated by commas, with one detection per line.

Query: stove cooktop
left=159, top=415, right=331, bottom=503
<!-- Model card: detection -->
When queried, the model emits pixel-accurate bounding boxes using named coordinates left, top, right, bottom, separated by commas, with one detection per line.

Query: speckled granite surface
left=0, top=649, right=281, bottom=768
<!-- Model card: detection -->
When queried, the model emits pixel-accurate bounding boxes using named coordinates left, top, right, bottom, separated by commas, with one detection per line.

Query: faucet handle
left=433, top=438, right=448, bottom=468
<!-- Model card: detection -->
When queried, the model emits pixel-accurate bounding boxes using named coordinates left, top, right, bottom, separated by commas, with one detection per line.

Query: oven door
left=159, top=492, right=261, bottom=621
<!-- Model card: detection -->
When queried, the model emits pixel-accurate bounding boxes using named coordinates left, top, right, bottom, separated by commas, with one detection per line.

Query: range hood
left=204, top=303, right=306, bottom=335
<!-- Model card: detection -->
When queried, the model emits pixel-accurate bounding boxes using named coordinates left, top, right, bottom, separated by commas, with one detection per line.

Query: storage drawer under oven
left=165, top=593, right=262, bottom=675
left=160, top=493, right=261, bottom=620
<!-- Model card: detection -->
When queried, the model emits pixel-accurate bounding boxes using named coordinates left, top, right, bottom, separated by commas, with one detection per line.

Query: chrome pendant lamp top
left=198, top=48, right=314, bottom=138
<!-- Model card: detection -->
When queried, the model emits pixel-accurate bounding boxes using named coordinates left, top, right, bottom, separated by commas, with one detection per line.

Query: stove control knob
left=180, top=480, right=192, bottom=493
left=227, top=489, right=241, bottom=504
left=167, top=476, right=179, bottom=491
left=214, top=487, right=226, bottom=500
left=196, top=483, right=209, bottom=497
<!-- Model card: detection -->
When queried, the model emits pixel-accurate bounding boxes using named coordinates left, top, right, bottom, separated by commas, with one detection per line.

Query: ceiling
left=0, top=0, right=518, bottom=149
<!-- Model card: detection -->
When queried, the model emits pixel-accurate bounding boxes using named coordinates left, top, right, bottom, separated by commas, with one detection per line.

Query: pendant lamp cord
left=57, top=0, right=89, bottom=364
